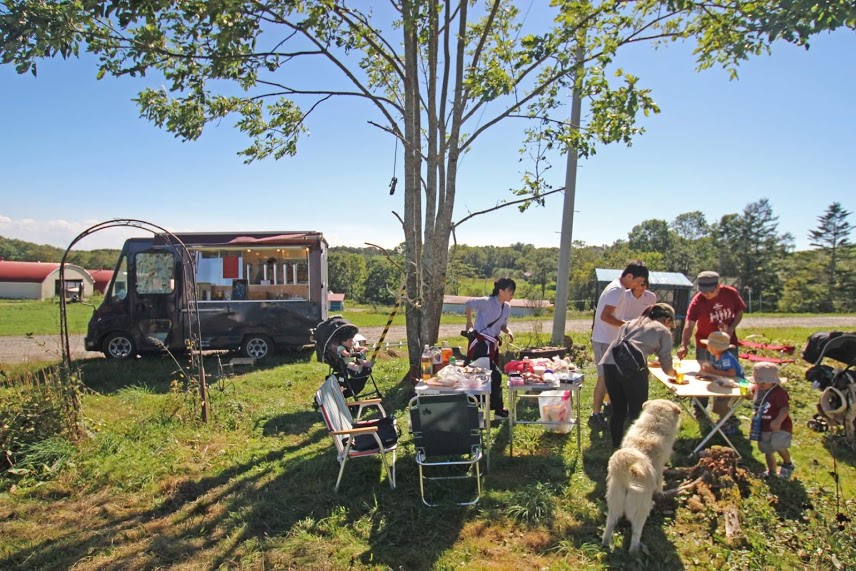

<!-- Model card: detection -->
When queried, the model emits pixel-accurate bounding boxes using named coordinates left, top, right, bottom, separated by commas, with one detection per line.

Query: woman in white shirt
left=622, top=280, right=656, bottom=320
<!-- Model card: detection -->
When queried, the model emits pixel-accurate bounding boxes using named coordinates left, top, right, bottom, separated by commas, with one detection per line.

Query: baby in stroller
left=337, top=334, right=372, bottom=378
left=315, top=316, right=381, bottom=399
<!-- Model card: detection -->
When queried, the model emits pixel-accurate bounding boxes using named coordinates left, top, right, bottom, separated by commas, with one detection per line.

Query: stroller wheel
left=808, top=414, right=829, bottom=433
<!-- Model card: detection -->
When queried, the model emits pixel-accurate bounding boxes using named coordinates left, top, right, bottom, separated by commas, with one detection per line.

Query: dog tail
left=607, top=448, right=657, bottom=493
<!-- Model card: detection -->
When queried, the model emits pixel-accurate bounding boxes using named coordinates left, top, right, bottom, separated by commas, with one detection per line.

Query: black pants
left=466, top=338, right=504, bottom=411
left=603, top=363, right=649, bottom=449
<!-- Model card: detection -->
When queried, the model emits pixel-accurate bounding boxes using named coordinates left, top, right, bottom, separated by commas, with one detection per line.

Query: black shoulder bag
left=611, top=322, right=647, bottom=377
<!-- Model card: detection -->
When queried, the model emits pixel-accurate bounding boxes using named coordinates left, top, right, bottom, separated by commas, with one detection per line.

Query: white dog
left=601, top=399, right=682, bottom=552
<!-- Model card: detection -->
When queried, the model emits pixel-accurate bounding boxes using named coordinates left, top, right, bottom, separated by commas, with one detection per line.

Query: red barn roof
left=0, top=261, right=62, bottom=283
left=88, top=269, right=114, bottom=293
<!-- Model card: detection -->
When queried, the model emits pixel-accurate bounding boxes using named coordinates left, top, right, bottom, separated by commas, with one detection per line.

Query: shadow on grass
left=821, top=432, right=856, bottom=468
left=0, top=365, right=713, bottom=569
left=0, top=407, right=471, bottom=570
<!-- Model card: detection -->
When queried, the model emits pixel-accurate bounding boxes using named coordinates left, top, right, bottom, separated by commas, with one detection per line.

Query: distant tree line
left=331, top=199, right=855, bottom=313
left=0, top=236, right=119, bottom=271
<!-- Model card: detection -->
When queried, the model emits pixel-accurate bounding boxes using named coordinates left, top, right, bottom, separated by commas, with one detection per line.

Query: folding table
left=507, top=372, right=584, bottom=456
left=648, top=361, right=748, bottom=457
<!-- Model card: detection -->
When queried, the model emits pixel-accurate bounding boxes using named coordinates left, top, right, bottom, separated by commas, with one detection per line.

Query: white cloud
left=0, top=215, right=149, bottom=250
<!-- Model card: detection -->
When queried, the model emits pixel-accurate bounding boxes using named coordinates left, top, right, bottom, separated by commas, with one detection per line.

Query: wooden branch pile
left=664, top=446, right=753, bottom=546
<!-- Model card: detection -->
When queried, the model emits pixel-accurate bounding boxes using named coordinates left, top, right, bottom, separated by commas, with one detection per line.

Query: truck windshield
left=135, top=252, right=175, bottom=294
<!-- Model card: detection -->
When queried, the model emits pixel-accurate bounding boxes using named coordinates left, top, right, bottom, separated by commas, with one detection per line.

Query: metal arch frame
left=58, top=218, right=210, bottom=422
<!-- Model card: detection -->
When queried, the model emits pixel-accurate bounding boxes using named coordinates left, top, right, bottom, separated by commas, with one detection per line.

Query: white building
left=0, top=260, right=95, bottom=300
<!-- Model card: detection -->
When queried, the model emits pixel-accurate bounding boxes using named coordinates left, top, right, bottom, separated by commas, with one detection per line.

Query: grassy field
left=0, top=299, right=99, bottom=336
left=1, top=321, right=854, bottom=569
left=0, top=299, right=586, bottom=337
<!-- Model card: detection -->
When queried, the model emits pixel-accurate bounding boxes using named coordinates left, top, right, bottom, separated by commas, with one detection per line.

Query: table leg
left=482, top=393, right=491, bottom=471
left=574, top=385, right=581, bottom=452
left=508, top=386, right=516, bottom=457
left=691, top=397, right=742, bottom=458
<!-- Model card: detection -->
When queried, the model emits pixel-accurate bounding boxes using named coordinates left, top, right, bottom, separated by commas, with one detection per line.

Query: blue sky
left=1, top=18, right=853, bottom=253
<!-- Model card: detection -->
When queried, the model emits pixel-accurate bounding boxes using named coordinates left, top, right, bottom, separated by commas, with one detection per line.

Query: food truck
left=85, top=231, right=328, bottom=360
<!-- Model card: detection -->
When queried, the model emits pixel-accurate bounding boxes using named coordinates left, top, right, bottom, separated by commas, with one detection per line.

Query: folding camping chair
left=315, top=375, right=397, bottom=492
left=408, top=393, right=484, bottom=506
left=313, top=316, right=383, bottom=400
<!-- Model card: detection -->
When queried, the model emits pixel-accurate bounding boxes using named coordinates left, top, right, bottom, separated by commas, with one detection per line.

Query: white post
left=552, top=38, right=585, bottom=346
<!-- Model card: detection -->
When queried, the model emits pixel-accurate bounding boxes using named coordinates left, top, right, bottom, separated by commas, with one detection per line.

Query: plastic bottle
left=432, top=346, right=443, bottom=373
left=441, top=341, right=453, bottom=366
left=421, top=344, right=433, bottom=380
left=449, top=356, right=457, bottom=367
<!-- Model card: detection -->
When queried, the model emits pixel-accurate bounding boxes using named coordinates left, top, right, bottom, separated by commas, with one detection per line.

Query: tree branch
left=453, top=186, right=566, bottom=229
left=253, top=79, right=403, bottom=112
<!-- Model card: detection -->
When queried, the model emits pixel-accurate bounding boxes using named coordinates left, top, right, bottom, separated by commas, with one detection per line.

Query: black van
left=85, top=231, right=328, bottom=360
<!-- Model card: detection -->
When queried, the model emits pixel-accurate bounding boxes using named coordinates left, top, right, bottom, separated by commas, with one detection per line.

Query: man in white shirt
left=590, top=261, right=649, bottom=427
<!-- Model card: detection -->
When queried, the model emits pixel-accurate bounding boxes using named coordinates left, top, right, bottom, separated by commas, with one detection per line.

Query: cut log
left=724, top=506, right=742, bottom=544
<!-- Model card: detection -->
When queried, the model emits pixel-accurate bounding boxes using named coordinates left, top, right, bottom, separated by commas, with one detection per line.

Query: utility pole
left=552, top=40, right=585, bottom=346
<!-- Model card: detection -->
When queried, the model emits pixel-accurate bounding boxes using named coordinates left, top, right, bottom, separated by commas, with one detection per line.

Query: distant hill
left=0, top=235, right=120, bottom=270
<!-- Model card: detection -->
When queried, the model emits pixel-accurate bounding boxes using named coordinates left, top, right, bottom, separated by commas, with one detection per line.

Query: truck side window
left=135, top=252, right=176, bottom=295
left=111, top=256, right=129, bottom=302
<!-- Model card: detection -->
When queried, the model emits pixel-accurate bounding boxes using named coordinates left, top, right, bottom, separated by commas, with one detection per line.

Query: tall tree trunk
left=402, top=0, right=423, bottom=378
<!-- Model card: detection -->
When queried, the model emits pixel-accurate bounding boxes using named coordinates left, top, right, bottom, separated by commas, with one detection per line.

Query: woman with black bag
left=599, top=303, right=678, bottom=448
left=464, top=277, right=516, bottom=419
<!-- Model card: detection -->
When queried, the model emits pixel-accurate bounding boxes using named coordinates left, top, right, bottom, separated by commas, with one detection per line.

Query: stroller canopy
left=314, top=316, right=359, bottom=364
left=803, top=331, right=856, bottom=366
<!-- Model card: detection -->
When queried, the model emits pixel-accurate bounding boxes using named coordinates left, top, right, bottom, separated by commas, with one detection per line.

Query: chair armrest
left=330, top=426, right=378, bottom=436
left=347, top=398, right=383, bottom=407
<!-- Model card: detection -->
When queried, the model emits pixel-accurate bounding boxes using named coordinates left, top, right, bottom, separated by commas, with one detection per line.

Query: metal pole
left=552, top=40, right=585, bottom=346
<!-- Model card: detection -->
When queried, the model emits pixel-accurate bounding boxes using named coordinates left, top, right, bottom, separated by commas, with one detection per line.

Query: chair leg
left=378, top=448, right=397, bottom=490
left=417, top=455, right=482, bottom=506
left=417, top=464, right=433, bottom=507
left=335, top=457, right=348, bottom=492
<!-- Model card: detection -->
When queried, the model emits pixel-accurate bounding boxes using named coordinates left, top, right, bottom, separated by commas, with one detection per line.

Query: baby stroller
left=803, top=331, right=856, bottom=446
left=314, top=316, right=382, bottom=400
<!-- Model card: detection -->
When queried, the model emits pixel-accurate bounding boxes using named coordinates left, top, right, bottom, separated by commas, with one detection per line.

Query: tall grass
left=0, top=366, right=82, bottom=482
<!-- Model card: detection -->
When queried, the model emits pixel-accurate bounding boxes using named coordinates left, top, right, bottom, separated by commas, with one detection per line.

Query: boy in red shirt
left=750, top=362, right=795, bottom=479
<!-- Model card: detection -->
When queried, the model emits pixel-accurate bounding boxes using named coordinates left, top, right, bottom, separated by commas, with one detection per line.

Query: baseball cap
left=697, top=271, right=720, bottom=293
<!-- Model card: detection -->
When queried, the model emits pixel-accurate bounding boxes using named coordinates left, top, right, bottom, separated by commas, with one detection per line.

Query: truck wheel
left=103, top=332, right=136, bottom=359
left=242, top=335, right=274, bottom=360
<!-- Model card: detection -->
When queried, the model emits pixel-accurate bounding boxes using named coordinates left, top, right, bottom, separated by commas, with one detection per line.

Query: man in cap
left=677, top=270, right=747, bottom=417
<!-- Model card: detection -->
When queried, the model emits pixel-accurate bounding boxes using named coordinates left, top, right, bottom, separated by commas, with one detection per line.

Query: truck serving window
left=135, top=252, right=176, bottom=295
